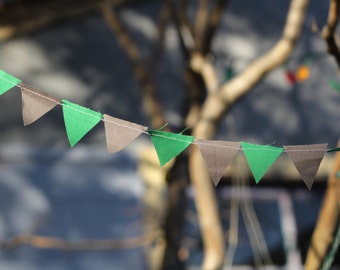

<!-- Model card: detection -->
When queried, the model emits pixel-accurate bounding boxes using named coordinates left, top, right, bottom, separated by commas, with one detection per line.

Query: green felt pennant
left=148, top=130, right=194, bottom=166
left=241, top=142, right=283, bottom=184
left=0, top=70, right=21, bottom=95
left=62, top=99, right=103, bottom=147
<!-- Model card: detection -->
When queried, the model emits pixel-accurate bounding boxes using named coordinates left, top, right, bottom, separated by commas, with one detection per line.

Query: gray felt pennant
left=195, top=139, right=240, bottom=186
left=20, top=83, right=61, bottom=126
left=103, top=114, right=147, bottom=153
left=284, top=143, right=327, bottom=190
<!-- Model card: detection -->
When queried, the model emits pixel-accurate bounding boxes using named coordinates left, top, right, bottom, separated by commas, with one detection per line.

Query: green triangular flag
left=62, top=99, right=103, bottom=147
left=0, top=70, right=21, bottom=95
left=148, top=130, right=194, bottom=166
left=241, top=142, right=283, bottom=184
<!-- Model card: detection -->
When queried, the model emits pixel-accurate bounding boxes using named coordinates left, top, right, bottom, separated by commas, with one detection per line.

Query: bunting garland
left=0, top=69, right=337, bottom=188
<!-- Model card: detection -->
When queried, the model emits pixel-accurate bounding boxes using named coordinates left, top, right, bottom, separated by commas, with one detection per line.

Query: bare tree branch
left=0, top=233, right=157, bottom=251
left=321, top=0, right=340, bottom=70
left=190, top=53, right=219, bottom=93
left=171, top=0, right=209, bottom=128
left=189, top=0, right=310, bottom=268
left=192, top=0, right=310, bottom=139
left=149, top=0, right=173, bottom=70
left=194, top=0, right=210, bottom=52
left=201, top=0, right=229, bottom=56
left=194, top=0, right=229, bottom=56
left=304, top=139, right=340, bottom=270
left=100, top=1, right=167, bottom=129
left=171, top=0, right=196, bottom=57
left=183, top=69, right=207, bottom=127
left=0, top=0, right=140, bottom=41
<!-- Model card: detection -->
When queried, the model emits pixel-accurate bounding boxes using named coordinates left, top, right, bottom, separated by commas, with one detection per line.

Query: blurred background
left=0, top=0, right=339, bottom=269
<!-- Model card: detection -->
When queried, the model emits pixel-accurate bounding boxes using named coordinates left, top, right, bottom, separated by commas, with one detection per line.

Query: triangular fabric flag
left=0, top=70, right=21, bottom=95
left=148, top=130, right=194, bottom=166
left=103, top=114, right=147, bottom=153
left=195, top=139, right=240, bottom=186
left=284, top=143, right=327, bottom=190
left=62, top=99, right=103, bottom=147
left=20, top=83, right=61, bottom=126
left=241, top=142, right=283, bottom=184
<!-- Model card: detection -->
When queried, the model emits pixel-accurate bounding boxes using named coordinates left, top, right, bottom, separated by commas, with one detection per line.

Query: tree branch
left=170, top=0, right=196, bottom=59
left=189, top=0, right=310, bottom=268
left=190, top=53, right=219, bottom=93
left=201, top=0, right=229, bottom=56
left=192, top=0, right=310, bottom=139
left=194, top=0, right=229, bottom=56
left=304, top=139, right=340, bottom=270
left=0, top=233, right=156, bottom=251
left=321, top=0, right=340, bottom=71
left=194, top=0, right=210, bottom=52
left=149, top=0, right=173, bottom=70
left=100, top=1, right=167, bottom=129
left=0, top=0, right=140, bottom=41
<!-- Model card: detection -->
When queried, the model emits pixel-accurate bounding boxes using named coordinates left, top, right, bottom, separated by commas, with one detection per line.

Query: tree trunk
left=304, top=140, right=340, bottom=270
left=160, top=154, right=189, bottom=270
left=189, top=0, right=309, bottom=268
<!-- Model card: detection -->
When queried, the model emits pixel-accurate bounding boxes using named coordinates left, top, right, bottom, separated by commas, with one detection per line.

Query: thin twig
left=0, top=0, right=140, bottom=41
left=321, top=0, right=340, bottom=71
left=171, top=0, right=196, bottom=58
left=148, top=0, right=173, bottom=70
left=0, top=233, right=157, bottom=251
left=194, top=0, right=210, bottom=52
left=100, top=1, right=167, bottom=129
left=201, top=0, right=229, bottom=56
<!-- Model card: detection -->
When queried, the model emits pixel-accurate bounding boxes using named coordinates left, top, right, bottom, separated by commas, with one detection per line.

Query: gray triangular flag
left=196, top=139, right=240, bottom=186
left=103, top=114, right=147, bottom=153
left=284, top=143, right=327, bottom=190
left=20, top=83, right=61, bottom=126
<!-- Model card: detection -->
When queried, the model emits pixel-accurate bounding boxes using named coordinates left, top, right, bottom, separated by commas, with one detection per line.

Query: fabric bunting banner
left=0, top=69, right=335, bottom=189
